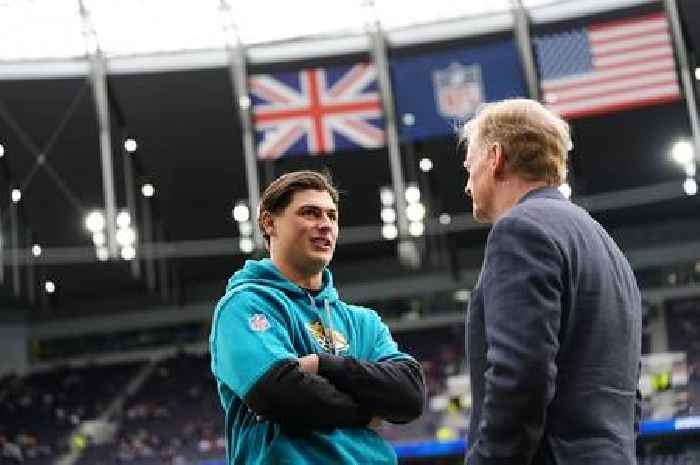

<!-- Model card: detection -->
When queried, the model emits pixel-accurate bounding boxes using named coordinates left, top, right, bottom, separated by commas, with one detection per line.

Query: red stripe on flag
left=306, top=69, right=326, bottom=154
left=592, top=49, right=674, bottom=71
left=589, top=24, right=669, bottom=46
left=592, top=39, right=672, bottom=59
left=546, top=78, right=679, bottom=106
left=554, top=93, right=680, bottom=119
left=542, top=63, right=676, bottom=92
left=587, top=12, right=666, bottom=34
left=254, top=100, right=381, bottom=123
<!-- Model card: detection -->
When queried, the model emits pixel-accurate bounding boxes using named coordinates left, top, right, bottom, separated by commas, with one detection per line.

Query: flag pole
left=366, top=16, right=409, bottom=241
left=664, top=0, right=700, bottom=166
left=511, top=0, right=540, bottom=100
left=221, top=0, right=263, bottom=253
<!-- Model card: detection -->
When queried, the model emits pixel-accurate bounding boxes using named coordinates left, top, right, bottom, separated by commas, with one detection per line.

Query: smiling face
left=263, top=189, right=339, bottom=279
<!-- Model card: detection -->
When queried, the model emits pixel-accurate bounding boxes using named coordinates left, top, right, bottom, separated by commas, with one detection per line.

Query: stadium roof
left=0, top=0, right=698, bottom=318
left=2, top=0, right=694, bottom=76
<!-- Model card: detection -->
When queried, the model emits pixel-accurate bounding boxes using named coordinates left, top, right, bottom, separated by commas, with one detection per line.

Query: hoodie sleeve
left=211, top=288, right=372, bottom=430
left=317, top=309, right=426, bottom=424
left=210, top=288, right=298, bottom=397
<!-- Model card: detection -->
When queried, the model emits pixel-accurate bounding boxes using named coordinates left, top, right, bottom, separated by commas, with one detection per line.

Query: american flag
left=534, top=12, right=681, bottom=119
left=250, top=63, right=385, bottom=159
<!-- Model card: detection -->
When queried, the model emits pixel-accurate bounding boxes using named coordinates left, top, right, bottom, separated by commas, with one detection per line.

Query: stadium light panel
left=381, top=223, right=398, bottom=240
left=671, top=140, right=694, bottom=166
left=408, top=221, right=424, bottom=237
left=683, top=177, right=697, bottom=196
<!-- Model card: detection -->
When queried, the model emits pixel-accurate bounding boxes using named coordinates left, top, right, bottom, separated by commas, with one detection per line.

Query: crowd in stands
left=0, top=362, right=141, bottom=465
left=0, top=322, right=469, bottom=465
left=3, top=320, right=699, bottom=465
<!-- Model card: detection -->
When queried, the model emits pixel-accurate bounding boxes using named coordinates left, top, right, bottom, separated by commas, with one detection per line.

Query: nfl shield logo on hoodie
left=249, top=314, right=271, bottom=332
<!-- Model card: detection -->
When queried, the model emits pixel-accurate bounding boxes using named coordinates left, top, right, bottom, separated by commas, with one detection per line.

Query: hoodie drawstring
left=307, top=292, right=337, bottom=355
left=324, top=299, right=337, bottom=356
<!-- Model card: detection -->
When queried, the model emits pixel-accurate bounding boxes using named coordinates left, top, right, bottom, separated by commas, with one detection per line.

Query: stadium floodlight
left=239, top=237, right=254, bottom=254
left=96, top=247, right=109, bottom=261
left=380, top=207, right=396, bottom=224
left=408, top=221, right=425, bottom=237
left=32, top=244, right=42, bottom=257
left=453, top=289, right=471, bottom=302
left=116, top=210, right=131, bottom=228
left=381, top=223, right=398, bottom=241
left=683, top=177, right=697, bottom=196
left=11, top=188, right=21, bottom=203
left=232, top=202, right=250, bottom=223
left=405, top=184, right=420, bottom=204
left=45, top=281, right=56, bottom=294
left=120, top=245, right=136, bottom=261
left=141, top=183, right=155, bottom=198
left=116, top=226, right=136, bottom=247
left=558, top=182, right=572, bottom=199
left=379, top=186, right=394, bottom=207
left=238, top=220, right=253, bottom=237
left=671, top=140, right=694, bottom=166
left=419, top=157, right=433, bottom=172
left=124, top=138, right=137, bottom=153
left=406, top=202, right=426, bottom=222
left=85, top=210, right=105, bottom=233
left=92, top=231, right=106, bottom=247
left=685, top=163, right=697, bottom=177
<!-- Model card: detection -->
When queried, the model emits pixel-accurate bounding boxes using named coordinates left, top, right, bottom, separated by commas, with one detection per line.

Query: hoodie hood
left=226, top=258, right=339, bottom=303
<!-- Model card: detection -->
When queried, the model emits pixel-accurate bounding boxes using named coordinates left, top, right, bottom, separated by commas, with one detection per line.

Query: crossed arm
left=244, top=353, right=425, bottom=432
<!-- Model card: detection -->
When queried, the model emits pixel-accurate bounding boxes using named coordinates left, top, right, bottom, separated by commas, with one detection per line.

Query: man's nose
left=317, top=215, right=332, bottom=229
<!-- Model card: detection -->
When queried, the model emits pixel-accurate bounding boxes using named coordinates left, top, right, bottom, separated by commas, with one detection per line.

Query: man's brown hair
left=257, top=170, right=339, bottom=245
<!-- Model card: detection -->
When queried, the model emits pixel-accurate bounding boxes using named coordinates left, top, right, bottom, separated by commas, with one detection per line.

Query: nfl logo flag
left=250, top=63, right=385, bottom=159
left=534, top=12, right=681, bottom=119
left=432, top=63, right=484, bottom=120
left=391, top=40, right=527, bottom=141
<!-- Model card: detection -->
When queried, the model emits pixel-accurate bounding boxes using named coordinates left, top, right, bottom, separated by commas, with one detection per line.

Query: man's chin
left=304, top=252, right=333, bottom=272
left=472, top=209, right=492, bottom=224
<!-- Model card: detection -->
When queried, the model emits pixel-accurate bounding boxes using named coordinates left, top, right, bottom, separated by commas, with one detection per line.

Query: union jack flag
left=250, top=63, right=385, bottom=159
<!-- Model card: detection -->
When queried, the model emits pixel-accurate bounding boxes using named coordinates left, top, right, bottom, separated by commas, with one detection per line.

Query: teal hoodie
left=209, top=259, right=412, bottom=465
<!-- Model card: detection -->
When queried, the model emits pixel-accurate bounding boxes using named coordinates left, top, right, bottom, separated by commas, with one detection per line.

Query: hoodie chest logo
left=249, top=314, right=271, bottom=332
left=306, top=321, right=349, bottom=353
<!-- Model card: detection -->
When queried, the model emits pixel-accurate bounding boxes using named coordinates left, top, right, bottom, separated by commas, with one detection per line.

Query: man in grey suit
left=461, top=99, right=642, bottom=465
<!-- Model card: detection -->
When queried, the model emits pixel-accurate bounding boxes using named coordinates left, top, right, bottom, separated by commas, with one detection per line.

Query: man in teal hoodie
left=210, top=170, right=425, bottom=465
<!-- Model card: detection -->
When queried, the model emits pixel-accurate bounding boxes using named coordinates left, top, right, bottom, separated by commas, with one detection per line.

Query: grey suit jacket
left=466, top=187, right=642, bottom=465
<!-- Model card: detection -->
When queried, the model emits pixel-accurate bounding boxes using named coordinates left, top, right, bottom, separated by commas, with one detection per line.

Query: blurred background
left=1, top=0, right=700, bottom=464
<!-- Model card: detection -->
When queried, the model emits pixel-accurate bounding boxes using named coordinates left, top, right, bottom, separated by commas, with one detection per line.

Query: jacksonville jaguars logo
left=306, top=321, right=349, bottom=353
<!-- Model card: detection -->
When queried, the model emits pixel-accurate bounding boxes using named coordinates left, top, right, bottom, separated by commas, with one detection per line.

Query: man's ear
left=260, top=211, right=275, bottom=238
left=490, top=142, right=507, bottom=179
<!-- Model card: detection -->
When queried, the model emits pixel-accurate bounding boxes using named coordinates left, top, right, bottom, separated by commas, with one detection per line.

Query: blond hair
left=460, top=99, right=571, bottom=185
